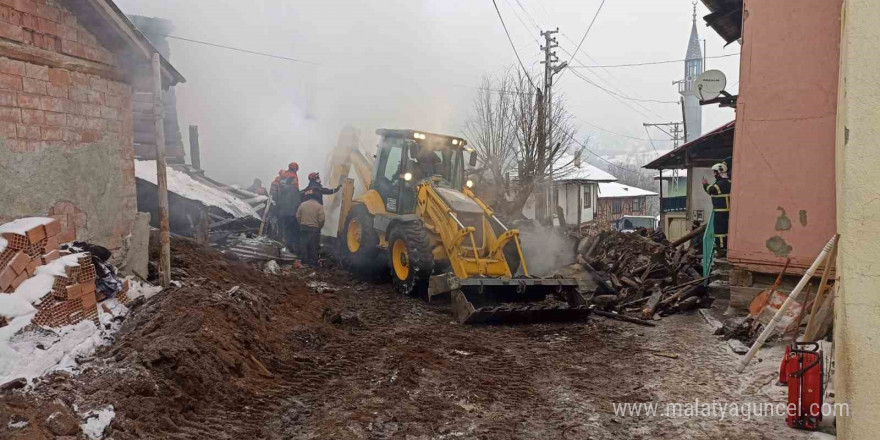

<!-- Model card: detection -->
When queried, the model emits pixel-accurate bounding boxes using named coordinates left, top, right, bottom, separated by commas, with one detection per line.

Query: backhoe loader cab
left=337, top=128, right=588, bottom=324
left=371, top=129, right=469, bottom=214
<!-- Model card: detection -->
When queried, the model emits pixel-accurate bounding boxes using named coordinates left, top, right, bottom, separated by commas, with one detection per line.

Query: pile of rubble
left=0, top=217, right=129, bottom=329
left=575, top=228, right=711, bottom=320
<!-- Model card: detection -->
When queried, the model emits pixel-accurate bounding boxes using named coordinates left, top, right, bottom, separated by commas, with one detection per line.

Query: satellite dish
left=694, top=70, right=727, bottom=100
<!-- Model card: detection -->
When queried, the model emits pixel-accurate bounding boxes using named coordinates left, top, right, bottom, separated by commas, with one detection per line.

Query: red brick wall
left=0, top=0, right=115, bottom=66
left=0, top=0, right=137, bottom=252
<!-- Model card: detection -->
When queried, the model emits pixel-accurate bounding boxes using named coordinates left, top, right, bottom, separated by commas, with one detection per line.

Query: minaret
left=679, top=3, right=704, bottom=142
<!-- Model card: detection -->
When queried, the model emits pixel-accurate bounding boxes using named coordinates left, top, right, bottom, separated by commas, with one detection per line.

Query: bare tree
left=462, top=73, right=517, bottom=187
left=506, top=69, right=586, bottom=217
left=462, top=67, right=588, bottom=218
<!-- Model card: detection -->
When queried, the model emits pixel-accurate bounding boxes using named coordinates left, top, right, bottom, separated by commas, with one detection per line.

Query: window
left=632, top=197, right=641, bottom=212
left=583, top=185, right=591, bottom=208
left=382, top=145, right=403, bottom=181
left=612, top=199, right=622, bottom=214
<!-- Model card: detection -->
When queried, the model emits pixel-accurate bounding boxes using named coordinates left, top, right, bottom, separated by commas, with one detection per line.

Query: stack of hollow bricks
left=0, top=218, right=126, bottom=327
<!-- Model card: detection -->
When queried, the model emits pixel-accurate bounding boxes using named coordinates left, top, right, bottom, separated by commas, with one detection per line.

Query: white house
left=522, top=163, right=618, bottom=226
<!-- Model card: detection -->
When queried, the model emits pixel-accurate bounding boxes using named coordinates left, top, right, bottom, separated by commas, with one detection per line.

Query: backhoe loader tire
left=342, top=204, right=381, bottom=273
left=388, top=222, right=434, bottom=296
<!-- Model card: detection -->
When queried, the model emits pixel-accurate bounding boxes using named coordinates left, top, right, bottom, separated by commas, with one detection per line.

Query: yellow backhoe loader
left=329, top=128, right=590, bottom=324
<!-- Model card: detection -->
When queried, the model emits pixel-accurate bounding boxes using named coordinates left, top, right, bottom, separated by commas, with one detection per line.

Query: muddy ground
left=1, top=238, right=814, bottom=440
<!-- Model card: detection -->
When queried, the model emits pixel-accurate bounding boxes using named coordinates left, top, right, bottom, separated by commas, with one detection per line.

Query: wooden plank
left=803, top=244, right=837, bottom=341
left=641, top=286, right=664, bottom=319
left=152, top=53, right=171, bottom=288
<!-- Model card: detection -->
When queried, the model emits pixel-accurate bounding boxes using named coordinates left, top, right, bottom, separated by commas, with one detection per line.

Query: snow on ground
left=0, top=252, right=129, bottom=386
left=0, top=217, right=55, bottom=236
left=124, top=277, right=163, bottom=301
left=80, top=406, right=115, bottom=440
left=0, top=236, right=7, bottom=254
left=135, top=160, right=258, bottom=218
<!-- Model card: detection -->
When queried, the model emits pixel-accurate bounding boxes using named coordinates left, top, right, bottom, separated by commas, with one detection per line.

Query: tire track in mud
left=2, top=239, right=817, bottom=440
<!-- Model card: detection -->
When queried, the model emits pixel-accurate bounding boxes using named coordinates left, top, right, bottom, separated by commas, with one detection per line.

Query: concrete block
left=120, top=212, right=150, bottom=278
left=729, top=285, right=766, bottom=312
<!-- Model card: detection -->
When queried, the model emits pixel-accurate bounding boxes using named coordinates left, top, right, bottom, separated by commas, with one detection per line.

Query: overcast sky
left=115, top=0, right=739, bottom=186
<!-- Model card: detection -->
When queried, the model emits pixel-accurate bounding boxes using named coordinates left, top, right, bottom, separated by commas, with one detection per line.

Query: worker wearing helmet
left=273, top=162, right=302, bottom=253
left=702, top=162, right=732, bottom=254
left=301, top=172, right=341, bottom=205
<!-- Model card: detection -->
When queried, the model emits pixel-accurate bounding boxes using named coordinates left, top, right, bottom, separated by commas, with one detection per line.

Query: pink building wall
left=728, top=0, right=842, bottom=274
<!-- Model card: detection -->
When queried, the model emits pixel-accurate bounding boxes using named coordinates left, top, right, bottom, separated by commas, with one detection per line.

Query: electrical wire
left=575, top=116, right=672, bottom=142
left=557, top=0, right=606, bottom=82
left=164, top=35, right=321, bottom=65
left=491, top=0, right=538, bottom=90
left=569, top=53, right=740, bottom=68
left=644, top=125, right=660, bottom=157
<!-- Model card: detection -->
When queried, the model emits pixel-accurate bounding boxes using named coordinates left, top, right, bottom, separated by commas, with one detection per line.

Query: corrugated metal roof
left=643, top=120, right=735, bottom=170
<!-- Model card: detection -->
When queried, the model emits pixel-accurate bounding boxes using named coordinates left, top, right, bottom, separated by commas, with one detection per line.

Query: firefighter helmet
left=308, top=172, right=320, bottom=182
left=711, top=162, right=729, bottom=174
left=288, top=162, right=299, bottom=171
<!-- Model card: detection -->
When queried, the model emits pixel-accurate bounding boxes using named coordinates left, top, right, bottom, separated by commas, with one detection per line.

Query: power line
left=557, top=0, right=606, bottom=82
left=570, top=53, right=740, bottom=68
left=568, top=70, right=679, bottom=104
left=491, top=0, right=538, bottom=89
left=164, top=35, right=321, bottom=65
left=644, top=125, right=660, bottom=156
left=575, top=116, right=672, bottom=142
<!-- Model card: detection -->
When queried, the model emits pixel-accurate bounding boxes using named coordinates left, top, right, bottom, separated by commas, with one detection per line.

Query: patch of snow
left=124, top=277, right=163, bottom=301
left=263, top=260, right=280, bottom=274
left=0, top=217, right=55, bottom=236
left=0, top=236, right=6, bottom=254
left=811, top=432, right=836, bottom=440
left=81, top=406, right=115, bottom=440
left=556, top=161, right=618, bottom=182
left=135, top=160, right=258, bottom=218
left=0, top=253, right=125, bottom=385
left=0, top=320, right=112, bottom=385
left=7, top=419, right=28, bottom=429
left=598, top=181, right=658, bottom=198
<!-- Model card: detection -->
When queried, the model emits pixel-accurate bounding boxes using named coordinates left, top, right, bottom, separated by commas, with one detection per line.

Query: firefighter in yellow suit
left=702, top=162, right=731, bottom=255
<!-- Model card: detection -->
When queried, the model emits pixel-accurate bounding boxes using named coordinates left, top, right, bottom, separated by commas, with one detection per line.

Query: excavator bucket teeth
left=450, top=277, right=591, bottom=324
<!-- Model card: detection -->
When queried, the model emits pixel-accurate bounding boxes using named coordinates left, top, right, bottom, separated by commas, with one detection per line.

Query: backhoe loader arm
left=462, top=187, right=529, bottom=276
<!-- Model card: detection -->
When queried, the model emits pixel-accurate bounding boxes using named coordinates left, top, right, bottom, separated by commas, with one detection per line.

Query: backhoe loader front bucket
left=440, top=276, right=591, bottom=324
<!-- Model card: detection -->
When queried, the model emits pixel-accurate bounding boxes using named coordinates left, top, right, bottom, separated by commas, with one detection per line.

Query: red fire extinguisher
left=779, top=342, right=824, bottom=430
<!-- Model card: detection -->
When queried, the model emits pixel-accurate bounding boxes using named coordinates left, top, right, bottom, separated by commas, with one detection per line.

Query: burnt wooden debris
left=574, top=228, right=712, bottom=321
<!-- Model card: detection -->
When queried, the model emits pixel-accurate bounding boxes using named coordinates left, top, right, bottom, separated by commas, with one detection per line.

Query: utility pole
left=643, top=122, right=685, bottom=148
left=540, top=28, right=567, bottom=225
